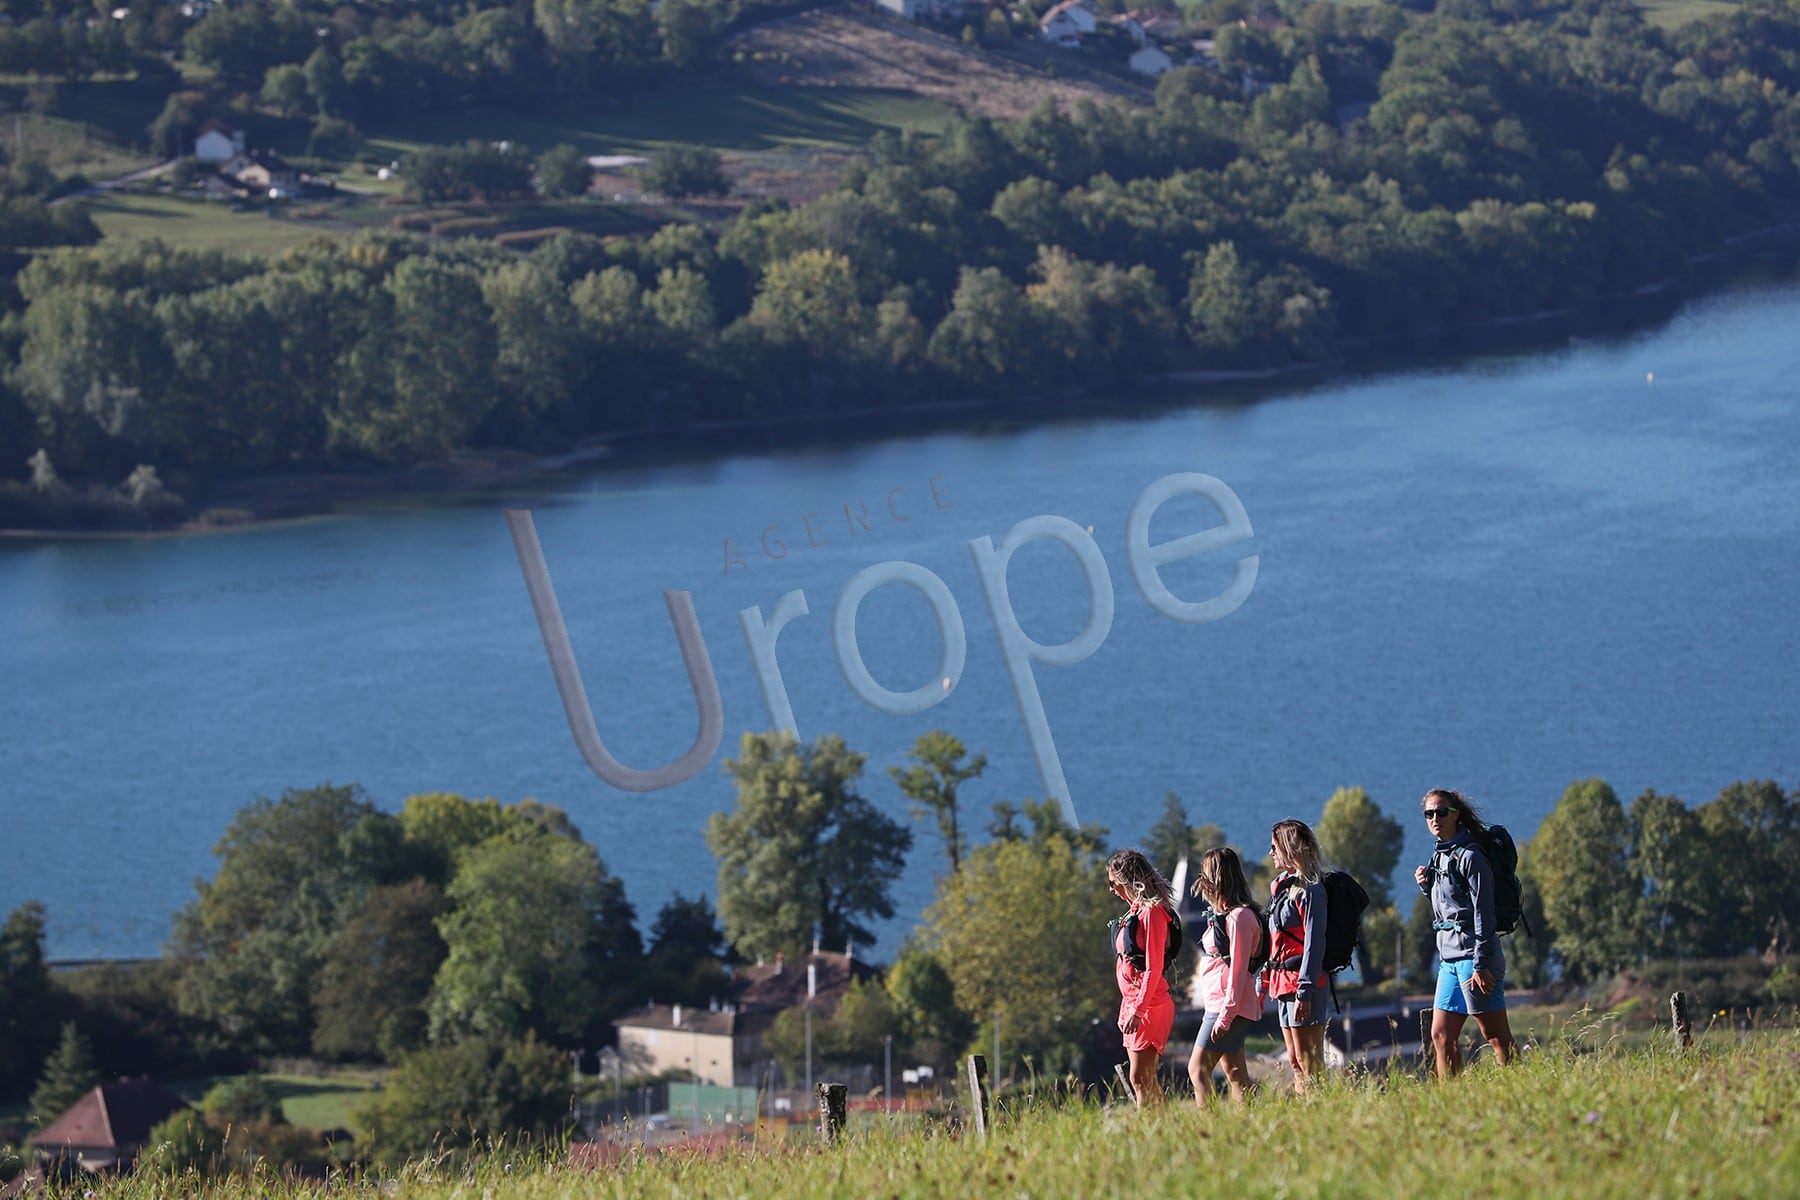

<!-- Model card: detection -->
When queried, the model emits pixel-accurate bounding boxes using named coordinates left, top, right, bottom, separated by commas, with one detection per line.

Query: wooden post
left=815, top=1082, right=846, bottom=1144
left=1671, top=991, right=1693, bottom=1052
left=1113, top=1061, right=1132, bottom=1100
left=1419, top=1008, right=1433, bottom=1071
left=965, top=1054, right=991, bottom=1139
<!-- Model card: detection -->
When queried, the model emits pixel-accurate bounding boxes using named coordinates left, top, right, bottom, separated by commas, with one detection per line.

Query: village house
left=1038, top=0, right=1098, bottom=46
left=193, top=118, right=245, bottom=163
left=1129, top=44, right=1174, bottom=76
left=1112, top=8, right=1181, bottom=44
left=27, top=1079, right=190, bottom=1176
left=218, top=149, right=301, bottom=193
left=613, top=947, right=877, bottom=1088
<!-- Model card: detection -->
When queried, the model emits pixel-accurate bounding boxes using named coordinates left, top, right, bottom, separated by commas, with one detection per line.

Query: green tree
left=357, top=1032, right=569, bottom=1165
left=1316, top=786, right=1404, bottom=909
left=889, top=731, right=987, bottom=876
left=745, top=249, right=870, bottom=359
left=1529, top=778, right=1639, bottom=982
left=312, top=880, right=448, bottom=1062
left=536, top=143, right=593, bottom=200
left=764, top=976, right=899, bottom=1077
left=1, top=902, right=60, bottom=1102
left=1140, top=791, right=1226, bottom=880
left=886, top=946, right=974, bottom=1071
left=200, top=1075, right=283, bottom=1125
left=168, top=784, right=393, bottom=1055
left=920, top=806, right=1113, bottom=1071
left=706, top=732, right=912, bottom=962
left=644, top=144, right=729, bottom=198
left=259, top=63, right=310, bottom=118
left=29, top=1022, right=98, bottom=1119
left=1630, top=789, right=1711, bottom=959
left=427, top=827, right=641, bottom=1045
left=1693, top=780, right=1798, bottom=955
left=1402, top=892, right=1437, bottom=984
left=640, top=893, right=732, bottom=1009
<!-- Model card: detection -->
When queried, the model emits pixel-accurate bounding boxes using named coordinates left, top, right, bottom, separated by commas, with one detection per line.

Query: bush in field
left=644, top=144, right=728, bottom=199
left=357, top=1032, right=570, bottom=1164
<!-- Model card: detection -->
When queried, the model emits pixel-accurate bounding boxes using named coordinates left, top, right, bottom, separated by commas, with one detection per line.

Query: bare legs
left=1187, top=1044, right=1251, bottom=1106
left=1127, top=1045, right=1165, bottom=1109
left=1430, top=1008, right=1516, bottom=1078
left=1281, top=1024, right=1325, bottom=1094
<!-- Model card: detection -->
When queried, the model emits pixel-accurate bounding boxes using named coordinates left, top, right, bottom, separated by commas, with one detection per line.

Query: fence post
left=1671, top=991, right=1693, bottom=1052
left=1418, top=1008, right=1433, bottom=1072
left=815, top=1082, right=846, bottom=1144
left=1113, top=1061, right=1132, bottom=1100
left=965, top=1054, right=991, bottom=1139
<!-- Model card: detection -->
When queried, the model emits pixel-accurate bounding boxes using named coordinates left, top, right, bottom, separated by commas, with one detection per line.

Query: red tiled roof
left=32, top=1081, right=190, bottom=1154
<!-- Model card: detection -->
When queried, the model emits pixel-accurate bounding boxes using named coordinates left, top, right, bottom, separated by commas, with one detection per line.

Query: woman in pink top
left=1187, top=847, right=1261, bottom=1106
left=1107, top=848, right=1178, bottom=1109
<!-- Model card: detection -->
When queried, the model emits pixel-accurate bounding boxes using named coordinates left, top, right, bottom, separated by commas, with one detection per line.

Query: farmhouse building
left=30, top=1079, right=191, bottom=1174
left=1038, top=0, right=1098, bottom=45
left=193, top=118, right=245, bottom=163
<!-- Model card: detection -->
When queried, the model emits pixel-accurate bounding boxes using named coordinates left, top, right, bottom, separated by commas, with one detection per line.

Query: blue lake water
left=4, top=277, right=1799, bottom=961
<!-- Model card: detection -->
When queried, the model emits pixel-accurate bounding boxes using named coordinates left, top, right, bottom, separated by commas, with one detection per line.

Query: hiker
left=1263, top=819, right=1328, bottom=1092
left=1415, top=787, right=1516, bottom=1076
left=1107, top=847, right=1179, bottom=1109
left=1189, top=846, right=1261, bottom=1106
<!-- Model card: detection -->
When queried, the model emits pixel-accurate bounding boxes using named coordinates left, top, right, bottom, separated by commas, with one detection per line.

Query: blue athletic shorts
left=1197, top=1009, right=1249, bottom=1054
left=1435, top=958, right=1505, bottom=1015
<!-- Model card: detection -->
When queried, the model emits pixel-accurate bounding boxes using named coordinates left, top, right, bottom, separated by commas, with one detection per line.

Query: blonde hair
left=1270, top=819, right=1324, bottom=884
left=1107, top=847, right=1177, bottom=918
left=1193, top=846, right=1257, bottom=913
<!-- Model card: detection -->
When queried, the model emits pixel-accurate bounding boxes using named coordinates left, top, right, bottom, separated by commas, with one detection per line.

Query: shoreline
left=5, top=236, right=1797, bottom=541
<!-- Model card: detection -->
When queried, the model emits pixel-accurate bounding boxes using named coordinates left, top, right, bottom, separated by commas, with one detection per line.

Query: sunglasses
left=1423, top=807, right=1455, bottom=818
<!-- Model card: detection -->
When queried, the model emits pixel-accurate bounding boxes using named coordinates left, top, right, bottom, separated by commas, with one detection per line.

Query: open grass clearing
left=164, top=1072, right=377, bottom=1135
left=81, top=191, right=365, bottom=255
left=364, top=84, right=954, bottom=162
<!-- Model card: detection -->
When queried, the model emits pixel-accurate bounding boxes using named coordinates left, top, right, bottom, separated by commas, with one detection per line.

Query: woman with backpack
left=1188, top=846, right=1261, bottom=1107
left=1263, top=819, right=1328, bottom=1093
left=1107, top=847, right=1179, bottom=1109
left=1414, top=787, right=1516, bottom=1077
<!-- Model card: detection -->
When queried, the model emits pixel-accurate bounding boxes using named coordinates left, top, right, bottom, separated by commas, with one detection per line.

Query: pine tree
left=30, top=1022, right=98, bottom=1119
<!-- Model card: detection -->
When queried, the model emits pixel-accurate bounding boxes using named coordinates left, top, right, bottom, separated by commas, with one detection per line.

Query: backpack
left=1271, top=871, right=1369, bottom=1011
left=1437, top=826, right=1530, bottom=937
left=1111, top=905, right=1183, bottom=977
left=1203, top=905, right=1268, bottom=975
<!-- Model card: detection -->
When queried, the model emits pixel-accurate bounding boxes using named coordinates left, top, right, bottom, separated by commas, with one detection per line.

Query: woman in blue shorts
left=1414, top=787, right=1516, bottom=1077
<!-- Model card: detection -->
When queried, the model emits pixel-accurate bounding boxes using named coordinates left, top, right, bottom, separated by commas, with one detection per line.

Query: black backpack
left=1270, top=871, right=1369, bottom=1010
left=1202, top=905, right=1267, bottom=975
left=1110, top=906, right=1183, bottom=976
left=1437, top=826, right=1530, bottom=937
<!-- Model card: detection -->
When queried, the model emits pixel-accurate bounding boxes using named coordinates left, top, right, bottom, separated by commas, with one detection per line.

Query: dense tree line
left=9, top=0, right=1800, bottom=520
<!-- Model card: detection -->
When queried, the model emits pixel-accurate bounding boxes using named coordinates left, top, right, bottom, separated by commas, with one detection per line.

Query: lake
left=4, top=275, right=1798, bottom=961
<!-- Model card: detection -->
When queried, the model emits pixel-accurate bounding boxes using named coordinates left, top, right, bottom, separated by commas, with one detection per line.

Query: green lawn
left=81, top=191, right=360, bottom=255
left=1637, top=0, right=1742, bottom=26
left=165, top=1073, right=377, bottom=1135
left=364, top=85, right=954, bottom=159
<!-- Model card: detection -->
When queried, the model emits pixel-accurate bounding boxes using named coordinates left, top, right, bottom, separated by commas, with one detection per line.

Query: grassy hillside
left=56, top=1023, right=1800, bottom=1198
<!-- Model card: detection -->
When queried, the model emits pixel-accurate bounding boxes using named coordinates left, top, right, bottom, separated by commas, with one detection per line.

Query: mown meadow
left=38, top=1021, right=1800, bottom=1199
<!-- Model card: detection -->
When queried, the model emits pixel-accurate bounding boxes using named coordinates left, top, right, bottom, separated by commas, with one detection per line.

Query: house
left=30, top=1079, right=191, bottom=1174
left=1186, top=36, right=1220, bottom=67
left=1117, top=8, right=1181, bottom=40
left=1109, top=13, right=1149, bottom=44
left=193, top=118, right=244, bottom=163
left=874, top=0, right=965, bottom=20
left=613, top=948, right=878, bottom=1088
left=1129, top=45, right=1174, bottom=77
left=218, top=149, right=301, bottom=193
left=1038, top=0, right=1097, bottom=46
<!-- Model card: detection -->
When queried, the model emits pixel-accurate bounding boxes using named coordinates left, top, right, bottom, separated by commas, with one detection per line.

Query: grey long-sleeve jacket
left=1422, top=830, right=1505, bottom=977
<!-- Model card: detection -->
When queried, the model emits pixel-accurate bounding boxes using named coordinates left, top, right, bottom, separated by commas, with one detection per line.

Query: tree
left=889, top=731, right=987, bottom=876
left=1630, top=789, right=1711, bottom=959
left=644, top=144, right=729, bottom=199
left=920, top=805, right=1114, bottom=1071
left=1528, top=778, right=1639, bottom=982
left=1693, top=780, right=1798, bottom=955
left=427, top=827, right=641, bottom=1046
left=312, top=880, right=448, bottom=1062
left=745, top=249, right=869, bottom=359
left=259, top=63, right=310, bottom=119
left=706, top=732, right=912, bottom=962
left=640, top=894, right=732, bottom=1009
left=1316, top=786, right=1404, bottom=908
left=357, top=1032, right=569, bottom=1165
left=30, top=1022, right=97, bottom=1119
left=201, top=1075, right=283, bottom=1125
left=1140, top=792, right=1226, bottom=880
left=1, top=902, right=60, bottom=1102
left=536, top=143, right=593, bottom=200
left=764, top=976, right=898, bottom=1077
left=168, top=784, right=393, bottom=1055
left=886, top=946, right=974, bottom=1071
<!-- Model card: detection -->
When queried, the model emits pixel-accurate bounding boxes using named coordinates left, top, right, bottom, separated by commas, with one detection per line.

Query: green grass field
left=37, top=1026, right=1800, bottom=1198
left=80, top=191, right=362, bottom=255
left=164, top=1073, right=377, bottom=1135
left=363, top=85, right=954, bottom=160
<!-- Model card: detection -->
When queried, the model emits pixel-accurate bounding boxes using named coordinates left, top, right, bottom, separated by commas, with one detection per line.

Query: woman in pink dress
left=1107, top=848, right=1179, bottom=1109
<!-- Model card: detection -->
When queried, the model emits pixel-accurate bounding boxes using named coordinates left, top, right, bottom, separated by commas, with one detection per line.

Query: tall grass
left=47, top=1028, right=1800, bottom=1199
